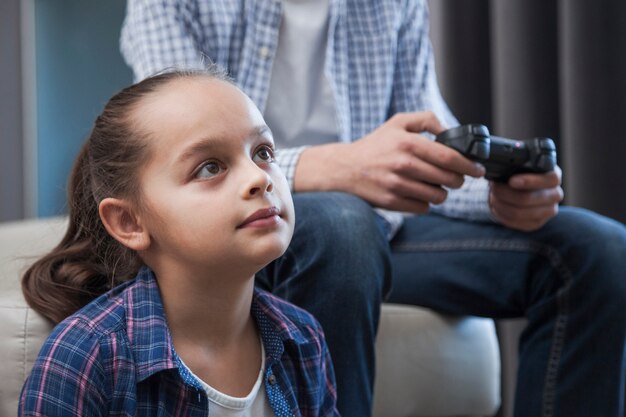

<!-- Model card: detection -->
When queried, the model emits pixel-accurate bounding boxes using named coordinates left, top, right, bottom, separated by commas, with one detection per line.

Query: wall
left=34, top=0, right=132, bottom=217
left=0, top=0, right=24, bottom=222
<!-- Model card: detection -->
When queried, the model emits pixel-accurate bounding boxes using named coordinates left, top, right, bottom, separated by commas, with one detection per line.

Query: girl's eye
left=253, top=146, right=275, bottom=163
left=195, top=161, right=223, bottom=179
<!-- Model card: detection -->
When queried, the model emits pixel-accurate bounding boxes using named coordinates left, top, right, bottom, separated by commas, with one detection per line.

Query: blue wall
left=35, top=0, right=132, bottom=217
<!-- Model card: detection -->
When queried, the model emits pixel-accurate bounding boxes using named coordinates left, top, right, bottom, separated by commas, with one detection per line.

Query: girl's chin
left=250, top=242, right=290, bottom=265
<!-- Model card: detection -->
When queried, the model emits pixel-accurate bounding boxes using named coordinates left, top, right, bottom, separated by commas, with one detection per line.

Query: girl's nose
left=242, top=164, right=273, bottom=198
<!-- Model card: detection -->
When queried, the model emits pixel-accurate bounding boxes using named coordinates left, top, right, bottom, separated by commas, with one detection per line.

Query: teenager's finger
left=393, top=154, right=466, bottom=189
left=490, top=183, right=564, bottom=207
left=391, top=111, right=445, bottom=135
left=507, top=166, right=562, bottom=190
left=411, top=137, right=486, bottom=178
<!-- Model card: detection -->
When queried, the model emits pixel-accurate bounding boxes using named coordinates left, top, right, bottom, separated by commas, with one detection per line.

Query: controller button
left=536, top=155, right=556, bottom=171
left=471, top=141, right=490, bottom=159
left=471, top=124, right=490, bottom=137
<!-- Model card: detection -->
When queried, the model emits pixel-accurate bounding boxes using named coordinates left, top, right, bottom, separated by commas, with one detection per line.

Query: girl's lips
left=238, top=206, right=281, bottom=228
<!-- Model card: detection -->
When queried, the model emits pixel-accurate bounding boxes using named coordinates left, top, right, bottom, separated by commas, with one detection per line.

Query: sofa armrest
left=0, top=217, right=65, bottom=417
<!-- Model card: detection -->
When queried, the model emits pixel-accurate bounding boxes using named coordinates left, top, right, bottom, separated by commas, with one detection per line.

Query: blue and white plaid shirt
left=120, top=0, right=491, bottom=235
left=20, top=268, right=339, bottom=417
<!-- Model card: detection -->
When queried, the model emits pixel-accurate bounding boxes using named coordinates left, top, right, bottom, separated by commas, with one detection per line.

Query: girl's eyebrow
left=176, top=125, right=272, bottom=164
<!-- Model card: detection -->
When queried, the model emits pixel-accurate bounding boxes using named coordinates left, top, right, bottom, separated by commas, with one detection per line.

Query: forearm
left=291, top=143, right=354, bottom=193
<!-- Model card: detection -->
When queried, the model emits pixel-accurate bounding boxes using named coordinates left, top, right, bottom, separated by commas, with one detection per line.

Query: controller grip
left=435, top=124, right=490, bottom=159
left=531, top=137, right=557, bottom=172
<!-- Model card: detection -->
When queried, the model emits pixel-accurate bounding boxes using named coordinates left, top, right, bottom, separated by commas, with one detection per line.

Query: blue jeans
left=256, top=192, right=626, bottom=417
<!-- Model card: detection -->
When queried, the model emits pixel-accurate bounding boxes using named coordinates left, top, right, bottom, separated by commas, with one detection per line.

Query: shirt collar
left=126, top=267, right=310, bottom=383
left=251, top=289, right=311, bottom=365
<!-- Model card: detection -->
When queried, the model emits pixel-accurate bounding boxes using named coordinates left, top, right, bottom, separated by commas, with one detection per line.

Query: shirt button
left=259, top=46, right=271, bottom=59
left=268, top=374, right=277, bottom=385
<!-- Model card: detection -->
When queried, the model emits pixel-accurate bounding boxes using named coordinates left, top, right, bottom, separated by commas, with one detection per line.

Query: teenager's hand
left=489, top=166, right=564, bottom=231
left=293, top=112, right=485, bottom=213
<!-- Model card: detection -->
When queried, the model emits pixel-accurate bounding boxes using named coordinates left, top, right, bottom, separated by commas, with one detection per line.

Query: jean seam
left=393, top=238, right=573, bottom=417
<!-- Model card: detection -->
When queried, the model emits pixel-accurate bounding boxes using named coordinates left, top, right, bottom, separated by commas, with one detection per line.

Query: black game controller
left=435, top=123, right=557, bottom=182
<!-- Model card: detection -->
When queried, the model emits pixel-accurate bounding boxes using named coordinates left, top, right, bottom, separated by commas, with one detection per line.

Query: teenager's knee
left=550, top=207, right=626, bottom=304
left=293, top=192, right=387, bottom=251
left=553, top=207, right=626, bottom=258
left=292, top=192, right=392, bottom=294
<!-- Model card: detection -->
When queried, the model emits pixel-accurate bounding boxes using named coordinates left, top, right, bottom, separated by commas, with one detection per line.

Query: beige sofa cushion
left=0, top=217, right=65, bottom=417
left=374, top=305, right=500, bottom=417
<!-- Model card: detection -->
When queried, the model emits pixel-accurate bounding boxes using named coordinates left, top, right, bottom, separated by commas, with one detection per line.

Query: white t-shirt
left=264, top=0, right=338, bottom=148
left=180, top=342, right=274, bottom=416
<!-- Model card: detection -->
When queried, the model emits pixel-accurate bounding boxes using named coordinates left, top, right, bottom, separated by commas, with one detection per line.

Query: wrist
left=293, top=143, right=353, bottom=193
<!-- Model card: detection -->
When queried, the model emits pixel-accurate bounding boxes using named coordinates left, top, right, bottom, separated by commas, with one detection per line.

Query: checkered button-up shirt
left=19, top=268, right=339, bottom=417
left=120, top=0, right=491, bottom=236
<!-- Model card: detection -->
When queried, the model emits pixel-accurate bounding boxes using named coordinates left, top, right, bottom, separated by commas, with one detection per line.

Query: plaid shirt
left=19, top=268, right=339, bottom=417
left=120, top=0, right=491, bottom=235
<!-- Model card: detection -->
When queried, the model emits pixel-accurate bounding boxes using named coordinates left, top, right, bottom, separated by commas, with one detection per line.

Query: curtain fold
left=560, top=0, right=626, bottom=222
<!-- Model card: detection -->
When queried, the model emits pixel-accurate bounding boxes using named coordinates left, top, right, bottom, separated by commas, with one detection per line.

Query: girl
left=19, top=68, right=339, bottom=417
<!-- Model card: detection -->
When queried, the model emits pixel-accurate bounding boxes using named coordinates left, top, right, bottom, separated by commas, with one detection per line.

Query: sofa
left=0, top=216, right=500, bottom=417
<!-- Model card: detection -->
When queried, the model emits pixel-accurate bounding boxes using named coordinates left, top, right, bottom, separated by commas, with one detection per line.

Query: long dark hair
left=22, top=68, right=229, bottom=324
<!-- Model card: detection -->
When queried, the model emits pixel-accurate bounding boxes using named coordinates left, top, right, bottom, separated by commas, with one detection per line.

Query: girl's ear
left=99, top=198, right=150, bottom=251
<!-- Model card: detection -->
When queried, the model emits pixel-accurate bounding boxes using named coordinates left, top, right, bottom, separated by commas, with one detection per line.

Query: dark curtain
left=429, top=0, right=626, bottom=224
left=428, top=1, right=626, bottom=416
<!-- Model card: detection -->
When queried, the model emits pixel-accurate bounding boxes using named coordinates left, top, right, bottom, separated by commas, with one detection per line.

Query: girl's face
left=132, top=77, right=295, bottom=277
